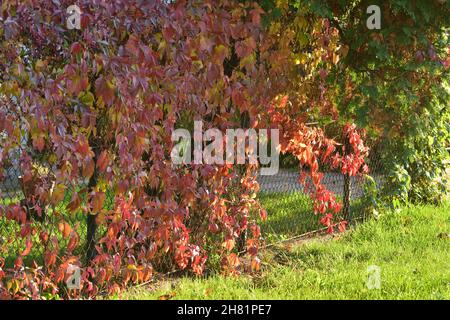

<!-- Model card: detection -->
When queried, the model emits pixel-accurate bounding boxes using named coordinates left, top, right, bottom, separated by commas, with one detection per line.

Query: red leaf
left=223, top=237, right=235, bottom=251
left=208, top=223, right=219, bottom=233
left=250, top=5, right=264, bottom=26
left=338, top=221, right=347, bottom=233
left=82, top=158, right=95, bottom=179
left=96, top=150, right=109, bottom=172
left=14, top=257, right=23, bottom=269
left=162, top=23, right=176, bottom=41
left=21, top=238, right=33, bottom=256
left=67, top=232, right=79, bottom=252
left=44, top=251, right=57, bottom=268
left=33, top=136, right=45, bottom=151
left=70, top=42, right=83, bottom=55
left=227, top=253, right=240, bottom=267
left=67, top=192, right=81, bottom=213
left=91, top=192, right=106, bottom=213
left=51, top=184, right=66, bottom=205
left=95, top=76, right=115, bottom=106
left=58, top=221, right=71, bottom=239
left=251, top=256, right=261, bottom=272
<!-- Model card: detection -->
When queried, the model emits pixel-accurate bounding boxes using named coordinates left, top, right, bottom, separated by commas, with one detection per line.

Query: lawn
left=258, top=192, right=365, bottom=243
left=119, top=201, right=450, bottom=300
left=257, top=192, right=320, bottom=243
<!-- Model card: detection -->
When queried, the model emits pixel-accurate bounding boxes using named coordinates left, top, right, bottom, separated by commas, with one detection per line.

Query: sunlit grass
left=120, top=201, right=450, bottom=300
left=258, top=192, right=364, bottom=243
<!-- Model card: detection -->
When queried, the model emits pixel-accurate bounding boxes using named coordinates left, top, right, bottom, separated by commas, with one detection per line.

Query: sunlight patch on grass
left=120, top=201, right=450, bottom=300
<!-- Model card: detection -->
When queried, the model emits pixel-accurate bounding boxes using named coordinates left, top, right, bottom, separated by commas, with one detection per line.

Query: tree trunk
left=86, top=142, right=100, bottom=263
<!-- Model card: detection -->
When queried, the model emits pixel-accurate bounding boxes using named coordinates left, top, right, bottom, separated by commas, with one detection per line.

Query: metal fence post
left=342, top=131, right=352, bottom=224
left=343, top=172, right=351, bottom=223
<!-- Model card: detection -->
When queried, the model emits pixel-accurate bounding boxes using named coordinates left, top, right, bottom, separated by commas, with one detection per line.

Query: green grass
left=258, top=193, right=319, bottom=243
left=119, top=201, right=450, bottom=300
left=258, top=192, right=364, bottom=243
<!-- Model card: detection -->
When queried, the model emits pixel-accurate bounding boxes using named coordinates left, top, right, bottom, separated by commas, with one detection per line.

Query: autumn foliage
left=0, top=0, right=391, bottom=299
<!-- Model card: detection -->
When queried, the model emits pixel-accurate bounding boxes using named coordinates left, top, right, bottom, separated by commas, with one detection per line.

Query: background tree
left=258, top=0, right=449, bottom=205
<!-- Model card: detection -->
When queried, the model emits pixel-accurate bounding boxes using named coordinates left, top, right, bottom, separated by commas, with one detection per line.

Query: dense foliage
left=0, top=0, right=447, bottom=299
left=265, top=0, right=450, bottom=204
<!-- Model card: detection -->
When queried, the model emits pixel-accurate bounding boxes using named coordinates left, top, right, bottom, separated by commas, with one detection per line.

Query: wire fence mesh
left=255, top=163, right=386, bottom=244
left=0, top=136, right=388, bottom=263
left=257, top=168, right=385, bottom=199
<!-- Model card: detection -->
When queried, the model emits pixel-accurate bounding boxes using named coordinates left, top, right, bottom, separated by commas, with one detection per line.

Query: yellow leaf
left=338, top=45, right=349, bottom=59
left=158, top=292, right=176, bottom=300
left=127, top=264, right=137, bottom=271
left=51, top=184, right=66, bottom=205
left=80, top=91, right=95, bottom=107
left=35, top=59, right=46, bottom=72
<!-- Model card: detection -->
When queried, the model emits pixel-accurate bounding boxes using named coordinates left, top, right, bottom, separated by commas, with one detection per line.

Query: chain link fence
left=257, top=168, right=385, bottom=199
left=256, top=162, right=386, bottom=244
left=0, top=137, right=388, bottom=263
left=0, top=135, right=95, bottom=266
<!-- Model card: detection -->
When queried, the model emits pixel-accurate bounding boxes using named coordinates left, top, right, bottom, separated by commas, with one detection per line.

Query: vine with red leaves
left=0, top=0, right=369, bottom=299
